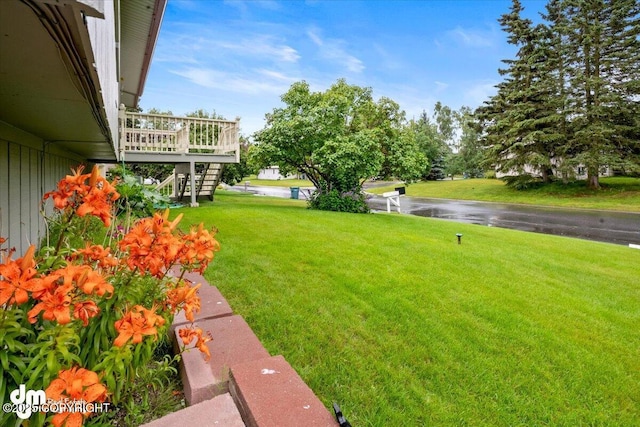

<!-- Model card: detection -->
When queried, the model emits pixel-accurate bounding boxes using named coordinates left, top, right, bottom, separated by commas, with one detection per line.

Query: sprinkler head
left=456, top=233, right=463, bottom=244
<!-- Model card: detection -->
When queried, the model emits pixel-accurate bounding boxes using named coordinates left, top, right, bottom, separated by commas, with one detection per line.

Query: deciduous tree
left=252, top=79, right=424, bottom=212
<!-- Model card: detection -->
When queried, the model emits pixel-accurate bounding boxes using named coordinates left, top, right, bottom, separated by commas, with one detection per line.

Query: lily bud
left=20, top=245, right=36, bottom=271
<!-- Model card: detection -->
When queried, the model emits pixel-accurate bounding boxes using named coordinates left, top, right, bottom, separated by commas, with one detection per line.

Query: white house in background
left=495, top=158, right=612, bottom=180
left=258, top=166, right=305, bottom=180
left=0, top=0, right=240, bottom=256
left=258, top=166, right=287, bottom=180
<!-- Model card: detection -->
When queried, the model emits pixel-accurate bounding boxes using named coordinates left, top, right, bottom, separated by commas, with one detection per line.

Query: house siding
left=86, top=0, right=120, bottom=158
left=0, top=123, right=85, bottom=257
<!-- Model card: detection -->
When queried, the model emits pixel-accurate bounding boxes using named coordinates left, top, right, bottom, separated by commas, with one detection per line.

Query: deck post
left=234, top=117, right=241, bottom=163
left=189, top=161, right=198, bottom=207
left=118, top=104, right=127, bottom=161
left=173, top=168, right=179, bottom=199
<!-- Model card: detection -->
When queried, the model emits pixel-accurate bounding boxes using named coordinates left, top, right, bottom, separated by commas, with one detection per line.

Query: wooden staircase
left=198, top=163, right=223, bottom=200
left=179, top=163, right=223, bottom=201
left=155, top=163, right=224, bottom=202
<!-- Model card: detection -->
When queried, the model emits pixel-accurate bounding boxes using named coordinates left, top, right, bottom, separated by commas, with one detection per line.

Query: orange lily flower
left=43, top=165, right=119, bottom=226
left=152, top=210, right=182, bottom=234
left=73, top=300, right=100, bottom=326
left=45, top=367, right=107, bottom=427
left=0, top=245, right=45, bottom=306
left=72, top=243, right=118, bottom=270
left=57, top=264, right=85, bottom=288
left=118, top=217, right=153, bottom=254
left=28, top=264, right=108, bottom=325
left=178, top=224, right=220, bottom=274
left=178, top=327, right=199, bottom=346
left=119, top=213, right=183, bottom=277
left=76, top=268, right=113, bottom=297
left=89, top=164, right=99, bottom=187
left=178, top=326, right=212, bottom=361
left=76, top=185, right=118, bottom=227
left=113, top=305, right=166, bottom=347
left=50, top=265, right=113, bottom=297
left=43, top=166, right=89, bottom=210
left=31, top=272, right=62, bottom=300
left=27, top=284, right=74, bottom=324
left=166, top=283, right=201, bottom=321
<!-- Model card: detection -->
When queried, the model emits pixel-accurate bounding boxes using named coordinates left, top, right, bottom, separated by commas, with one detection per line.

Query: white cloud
left=434, top=81, right=449, bottom=93
left=156, top=25, right=300, bottom=65
left=223, top=0, right=281, bottom=12
left=216, top=37, right=300, bottom=63
left=153, top=52, right=200, bottom=64
left=307, top=28, right=322, bottom=46
left=307, top=27, right=365, bottom=73
left=171, top=0, right=204, bottom=12
left=170, top=67, right=292, bottom=95
left=464, top=81, right=499, bottom=106
left=371, top=81, right=437, bottom=122
left=254, top=0, right=281, bottom=10
left=257, top=69, right=299, bottom=83
left=373, top=44, right=404, bottom=71
left=446, top=25, right=496, bottom=48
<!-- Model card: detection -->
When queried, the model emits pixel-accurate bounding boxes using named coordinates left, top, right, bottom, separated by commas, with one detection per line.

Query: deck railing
left=155, top=174, right=175, bottom=198
left=120, top=109, right=240, bottom=155
left=154, top=171, right=215, bottom=199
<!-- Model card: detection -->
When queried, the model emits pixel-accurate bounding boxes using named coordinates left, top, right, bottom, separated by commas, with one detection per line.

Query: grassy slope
left=235, top=175, right=314, bottom=188
left=174, top=193, right=639, bottom=426
left=369, top=177, right=640, bottom=212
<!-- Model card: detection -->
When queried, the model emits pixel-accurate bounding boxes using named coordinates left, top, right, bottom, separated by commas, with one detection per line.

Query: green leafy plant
left=114, top=174, right=170, bottom=218
left=0, top=165, right=219, bottom=426
left=308, top=188, right=370, bottom=213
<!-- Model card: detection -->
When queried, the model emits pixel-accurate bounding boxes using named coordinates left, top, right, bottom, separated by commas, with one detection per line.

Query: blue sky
left=140, top=0, right=547, bottom=137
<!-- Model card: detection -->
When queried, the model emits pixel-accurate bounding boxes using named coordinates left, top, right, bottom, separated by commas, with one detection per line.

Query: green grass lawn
left=369, top=177, right=640, bottom=212
left=234, top=174, right=314, bottom=188
left=174, top=193, right=639, bottom=426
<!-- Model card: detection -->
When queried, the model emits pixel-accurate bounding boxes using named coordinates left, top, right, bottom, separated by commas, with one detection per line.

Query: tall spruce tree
left=540, top=0, right=574, bottom=182
left=563, top=0, right=640, bottom=188
left=479, top=0, right=640, bottom=188
left=478, top=0, right=561, bottom=183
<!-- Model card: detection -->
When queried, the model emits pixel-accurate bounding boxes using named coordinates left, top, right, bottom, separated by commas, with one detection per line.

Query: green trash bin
left=290, top=187, right=300, bottom=199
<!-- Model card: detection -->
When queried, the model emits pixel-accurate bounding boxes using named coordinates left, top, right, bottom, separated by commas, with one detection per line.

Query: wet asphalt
left=225, top=185, right=640, bottom=246
left=368, top=195, right=640, bottom=246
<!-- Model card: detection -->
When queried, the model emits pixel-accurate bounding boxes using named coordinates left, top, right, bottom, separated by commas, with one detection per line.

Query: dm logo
left=10, top=384, right=46, bottom=419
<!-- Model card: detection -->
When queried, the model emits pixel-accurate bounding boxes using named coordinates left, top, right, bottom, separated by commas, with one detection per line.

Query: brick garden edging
left=141, top=272, right=338, bottom=427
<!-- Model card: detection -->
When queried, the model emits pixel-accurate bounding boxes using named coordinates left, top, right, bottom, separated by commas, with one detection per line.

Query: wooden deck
left=119, top=109, right=241, bottom=206
left=119, top=109, right=240, bottom=164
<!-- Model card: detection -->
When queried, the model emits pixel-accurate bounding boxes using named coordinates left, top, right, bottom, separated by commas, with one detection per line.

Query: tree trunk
left=541, top=167, right=554, bottom=183
left=587, top=170, right=600, bottom=189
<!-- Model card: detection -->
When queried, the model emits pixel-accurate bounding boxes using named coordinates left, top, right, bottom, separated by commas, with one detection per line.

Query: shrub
left=484, top=169, right=497, bottom=179
left=0, top=165, right=218, bottom=426
left=115, top=174, right=170, bottom=218
left=308, top=188, right=370, bottom=213
left=501, top=174, right=545, bottom=190
left=107, top=164, right=170, bottom=218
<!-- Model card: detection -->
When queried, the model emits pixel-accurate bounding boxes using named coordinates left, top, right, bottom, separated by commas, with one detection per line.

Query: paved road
left=225, top=184, right=314, bottom=200
left=368, top=195, right=640, bottom=246
left=224, top=185, right=640, bottom=246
